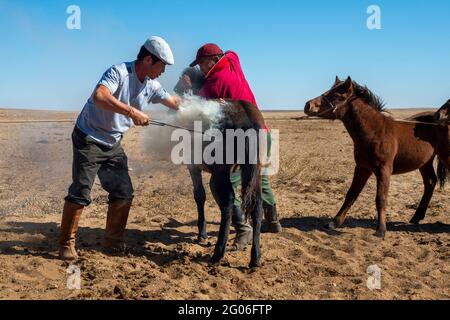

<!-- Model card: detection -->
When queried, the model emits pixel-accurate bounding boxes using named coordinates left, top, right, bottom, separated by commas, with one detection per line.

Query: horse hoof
left=374, top=230, right=386, bottom=239
left=196, top=235, right=208, bottom=243
left=229, top=244, right=246, bottom=252
left=249, top=260, right=262, bottom=268
left=325, top=221, right=337, bottom=230
left=209, top=255, right=222, bottom=265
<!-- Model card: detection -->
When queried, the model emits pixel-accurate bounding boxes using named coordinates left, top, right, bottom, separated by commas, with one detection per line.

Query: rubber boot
left=261, top=203, right=282, bottom=233
left=230, top=206, right=253, bottom=251
left=103, top=199, right=132, bottom=253
left=59, top=201, right=84, bottom=260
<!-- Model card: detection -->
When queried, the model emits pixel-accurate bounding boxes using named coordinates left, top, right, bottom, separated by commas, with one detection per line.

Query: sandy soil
left=0, top=108, right=448, bottom=300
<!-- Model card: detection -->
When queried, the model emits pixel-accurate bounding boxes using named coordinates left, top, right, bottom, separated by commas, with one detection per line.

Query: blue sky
left=0, top=0, right=449, bottom=110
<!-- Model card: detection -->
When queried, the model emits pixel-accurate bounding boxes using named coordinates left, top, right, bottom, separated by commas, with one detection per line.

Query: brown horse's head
left=434, top=100, right=450, bottom=125
left=305, top=76, right=385, bottom=120
left=304, top=76, right=356, bottom=119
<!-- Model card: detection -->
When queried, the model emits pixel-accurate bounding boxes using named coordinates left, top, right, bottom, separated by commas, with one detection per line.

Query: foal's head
left=434, top=99, right=450, bottom=125
left=304, top=76, right=385, bottom=120
left=173, top=67, right=205, bottom=96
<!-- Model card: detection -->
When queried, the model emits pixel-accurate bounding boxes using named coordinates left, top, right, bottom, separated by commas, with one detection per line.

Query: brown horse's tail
left=437, top=159, right=449, bottom=189
left=241, top=132, right=262, bottom=221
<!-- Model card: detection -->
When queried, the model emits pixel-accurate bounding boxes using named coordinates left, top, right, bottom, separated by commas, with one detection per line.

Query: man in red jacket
left=189, top=44, right=282, bottom=244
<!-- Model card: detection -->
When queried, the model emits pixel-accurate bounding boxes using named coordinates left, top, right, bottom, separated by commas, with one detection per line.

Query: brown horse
left=304, top=76, right=449, bottom=238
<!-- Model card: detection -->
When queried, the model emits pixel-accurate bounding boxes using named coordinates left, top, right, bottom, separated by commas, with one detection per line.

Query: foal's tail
left=437, top=159, right=449, bottom=189
left=241, top=132, right=262, bottom=221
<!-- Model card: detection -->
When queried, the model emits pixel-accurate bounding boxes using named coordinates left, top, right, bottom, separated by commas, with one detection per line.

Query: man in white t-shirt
left=59, top=36, right=180, bottom=260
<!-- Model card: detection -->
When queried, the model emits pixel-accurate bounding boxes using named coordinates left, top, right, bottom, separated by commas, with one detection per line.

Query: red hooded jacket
left=199, top=51, right=258, bottom=107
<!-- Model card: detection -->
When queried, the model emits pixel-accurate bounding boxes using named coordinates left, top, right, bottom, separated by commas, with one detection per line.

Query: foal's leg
left=410, top=160, right=437, bottom=224
left=249, top=196, right=263, bottom=268
left=210, top=170, right=234, bottom=264
left=327, top=166, right=372, bottom=229
left=188, top=166, right=207, bottom=240
left=374, top=166, right=392, bottom=238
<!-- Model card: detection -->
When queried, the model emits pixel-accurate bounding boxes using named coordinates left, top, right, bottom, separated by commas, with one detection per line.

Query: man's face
left=198, top=56, right=217, bottom=75
left=144, top=56, right=166, bottom=79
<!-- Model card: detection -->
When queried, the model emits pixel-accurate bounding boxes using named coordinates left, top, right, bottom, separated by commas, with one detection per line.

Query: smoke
left=174, top=94, right=224, bottom=129
left=142, top=95, right=225, bottom=162
left=0, top=121, right=73, bottom=216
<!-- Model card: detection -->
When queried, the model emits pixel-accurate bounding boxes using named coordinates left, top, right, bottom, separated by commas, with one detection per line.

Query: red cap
left=189, top=43, right=223, bottom=67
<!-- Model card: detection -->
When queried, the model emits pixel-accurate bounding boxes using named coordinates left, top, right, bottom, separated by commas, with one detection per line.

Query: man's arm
left=161, top=95, right=181, bottom=110
left=93, top=85, right=150, bottom=126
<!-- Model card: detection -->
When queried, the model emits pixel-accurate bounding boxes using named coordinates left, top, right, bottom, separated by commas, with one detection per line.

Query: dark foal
left=184, top=100, right=266, bottom=268
left=175, top=69, right=252, bottom=250
left=304, top=76, right=449, bottom=238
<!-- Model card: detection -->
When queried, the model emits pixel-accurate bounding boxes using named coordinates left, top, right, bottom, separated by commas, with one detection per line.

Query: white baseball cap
left=143, top=36, right=175, bottom=65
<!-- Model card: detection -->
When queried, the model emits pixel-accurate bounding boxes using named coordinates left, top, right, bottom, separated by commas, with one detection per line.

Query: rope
left=149, top=120, right=207, bottom=135
left=291, top=95, right=449, bottom=126
left=0, top=116, right=446, bottom=127
left=392, top=119, right=442, bottom=126
left=0, top=118, right=210, bottom=134
left=0, top=119, right=75, bottom=124
left=291, top=115, right=447, bottom=126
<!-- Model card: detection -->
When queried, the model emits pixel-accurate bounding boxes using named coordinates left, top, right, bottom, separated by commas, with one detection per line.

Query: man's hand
left=181, top=74, right=192, bottom=89
left=162, top=96, right=180, bottom=111
left=128, top=107, right=150, bottom=126
left=218, top=98, right=227, bottom=105
left=94, top=85, right=150, bottom=125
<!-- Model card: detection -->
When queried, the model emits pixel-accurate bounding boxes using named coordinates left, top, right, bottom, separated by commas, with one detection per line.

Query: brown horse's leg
left=438, top=153, right=450, bottom=171
left=374, top=166, right=392, bottom=238
left=437, top=129, right=450, bottom=170
left=327, top=166, right=372, bottom=229
left=445, top=157, right=450, bottom=170
left=410, top=160, right=437, bottom=224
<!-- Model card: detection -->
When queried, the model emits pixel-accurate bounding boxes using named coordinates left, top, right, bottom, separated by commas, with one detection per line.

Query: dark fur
left=187, top=100, right=265, bottom=268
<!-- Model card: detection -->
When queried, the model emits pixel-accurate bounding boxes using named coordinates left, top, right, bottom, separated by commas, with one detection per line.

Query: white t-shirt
left=76, top=61, right=170, bottom=147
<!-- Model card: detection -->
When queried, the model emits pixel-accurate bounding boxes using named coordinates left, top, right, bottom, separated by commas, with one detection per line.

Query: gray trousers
left=65, top=126, right=134, bottom=206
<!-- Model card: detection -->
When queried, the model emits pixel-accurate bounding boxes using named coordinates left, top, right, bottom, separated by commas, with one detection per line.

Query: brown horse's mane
left=352, top=82, right=386, bottom=113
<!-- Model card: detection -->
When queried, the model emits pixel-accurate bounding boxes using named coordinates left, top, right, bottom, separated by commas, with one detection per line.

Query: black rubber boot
left=230, top=206, right=253, bottom=251
left=261, top=203, right=282, bottom=233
